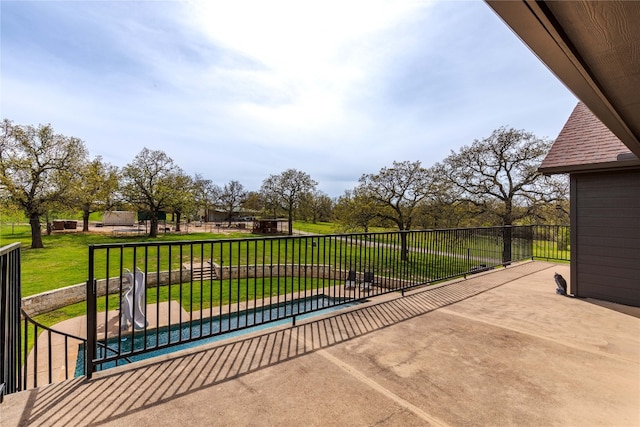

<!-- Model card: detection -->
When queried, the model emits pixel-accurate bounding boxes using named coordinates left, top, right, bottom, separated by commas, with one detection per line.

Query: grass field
left=293, top=221, right=394, bottom=234
left=0, top=223, right=254, bottom=296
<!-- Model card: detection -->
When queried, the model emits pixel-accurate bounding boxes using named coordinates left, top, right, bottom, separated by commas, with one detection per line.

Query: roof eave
left=486, top=0, right=640, bottom=158
left=539, top=160, right=640, bottom=175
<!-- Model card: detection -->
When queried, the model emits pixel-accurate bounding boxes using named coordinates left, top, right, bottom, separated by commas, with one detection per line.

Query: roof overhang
left=540, top=159, right=640, bottom=175
left=486, top=1, right=640, bottom=158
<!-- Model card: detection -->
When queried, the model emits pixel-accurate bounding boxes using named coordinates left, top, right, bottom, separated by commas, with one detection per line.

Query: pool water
left=76, top=295, right=359, bottom=376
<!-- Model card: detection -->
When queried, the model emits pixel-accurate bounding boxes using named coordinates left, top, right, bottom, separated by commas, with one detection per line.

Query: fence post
left=86, top=245, right=96, bottom=379
left=502, top=226, right=512, bottom=266
left=0, top=242, right=22, bottom=399
left=531, top=225, right=536, bottom=260
left=1, top=246, right=8, bottom=401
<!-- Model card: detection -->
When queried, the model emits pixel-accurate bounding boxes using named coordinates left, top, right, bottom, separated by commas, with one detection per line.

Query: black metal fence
left=20, top=313, right=87, bottom=391
left=1, top=224, right=570, bottom=397
left=1, top=243, right=22, bottom=402
left=84, top=225, right=555, bottom=377
left=1, top=242, right=88, bottom=400
left=531, top=224, right=571, bottom=261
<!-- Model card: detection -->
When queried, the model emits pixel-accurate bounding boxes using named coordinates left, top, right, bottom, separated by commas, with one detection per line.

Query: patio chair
left=360, top=271, right=375, bottom=292
left=345, top=270, right=358, bottom=289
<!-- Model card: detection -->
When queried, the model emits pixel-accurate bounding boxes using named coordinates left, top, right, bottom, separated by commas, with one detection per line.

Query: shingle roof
left=539, top=102, right=639, bottom=174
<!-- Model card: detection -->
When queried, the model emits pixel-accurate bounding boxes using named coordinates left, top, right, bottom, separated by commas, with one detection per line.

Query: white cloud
left=1, top=0, right=576, bottom=197
left=188, top=0, right=424, bottom=69
left=184, top=0, right=431, bottom=135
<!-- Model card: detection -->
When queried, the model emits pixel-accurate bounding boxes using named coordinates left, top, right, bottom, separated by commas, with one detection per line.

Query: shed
left=540, top=102, right=640, bottom=306
left=252, top=219, right=288, bottom=235
left=103, top=211, right=136, bottom=226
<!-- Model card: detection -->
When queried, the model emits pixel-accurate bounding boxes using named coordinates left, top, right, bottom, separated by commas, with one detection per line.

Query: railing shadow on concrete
left=11, top=261, right=552, bottom=426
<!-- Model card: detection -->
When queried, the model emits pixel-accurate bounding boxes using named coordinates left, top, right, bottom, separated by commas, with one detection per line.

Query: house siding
left=573, top=169, right=640, bottom=306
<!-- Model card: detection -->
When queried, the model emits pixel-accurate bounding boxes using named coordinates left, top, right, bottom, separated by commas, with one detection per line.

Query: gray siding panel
left=575, top=282, right=640, bottom=307
left=579, top=236, right=639, bottom=250
left=579, top=263, right=640, bottom=283
left=580, top=254, right=640, bottom=268
left=574, top=169, right=640, bottom=306
left=579, top=210, right=640, bottom=220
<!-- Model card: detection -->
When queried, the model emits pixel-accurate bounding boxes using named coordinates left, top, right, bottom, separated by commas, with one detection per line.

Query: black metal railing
left=532, top=224, right=570, bottom=261
left=1, top=243, right=21, bottom=402
left=20, top=312, right=88, bottom=389
left=85, top=225, right=549, bottom=377
left=1, top=242, right=93, bottom=400
left=1, top=224, right=570, bottom=397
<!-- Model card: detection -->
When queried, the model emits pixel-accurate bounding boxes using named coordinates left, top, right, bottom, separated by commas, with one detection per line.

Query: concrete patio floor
left=2, top=261, right=639, bottom=426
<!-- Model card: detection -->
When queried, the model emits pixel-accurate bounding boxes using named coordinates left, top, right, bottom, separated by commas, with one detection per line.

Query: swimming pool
left=76, top=294, right=360, bottom=376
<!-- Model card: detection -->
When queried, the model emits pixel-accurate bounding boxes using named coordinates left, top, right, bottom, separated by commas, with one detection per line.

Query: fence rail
left=1, top=225, right=570, bottom=397
left=85, top=225, right=558, bottom=376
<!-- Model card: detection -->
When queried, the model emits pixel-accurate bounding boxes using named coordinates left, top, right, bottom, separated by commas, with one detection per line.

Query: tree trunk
left=29, top=214, right=44, bottom=249
left=175, top=212, right=182, bottom=232
left=287, top=209, right=293, bottom=235
left=82, top=210, right=90, bottom=232
left=150, top=217, right=158, bottom=238
left=400, top=230, right=409, bottom=262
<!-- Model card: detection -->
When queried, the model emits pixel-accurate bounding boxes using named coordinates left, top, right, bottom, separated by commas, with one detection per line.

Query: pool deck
left=2, top=261, right=639, bottom=426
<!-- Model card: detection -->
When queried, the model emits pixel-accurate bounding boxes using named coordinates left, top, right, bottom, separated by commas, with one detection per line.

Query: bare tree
left=415, top=163, right=481, bottom=229
left=260, top=169, right=317, bottom=235
left=120, top=148, right=184, bottom=237
left=0, top=120, right=87, bottom=248
left=440, top=126, right=568, bottom=262
left=357, top=160, right=433, bottom=231
left=357, top=160, right=433, bottom=260
left=440, top=127, right=568, bottom=225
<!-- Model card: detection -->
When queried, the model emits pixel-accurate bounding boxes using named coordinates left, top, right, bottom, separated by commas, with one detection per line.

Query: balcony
left=2, top=226, right=638, bottom=424
left=3, top=257, right=639, bottom=426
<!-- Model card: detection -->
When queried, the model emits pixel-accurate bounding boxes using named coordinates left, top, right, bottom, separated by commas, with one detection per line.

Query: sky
left=1, top=0, right=577, bottom=198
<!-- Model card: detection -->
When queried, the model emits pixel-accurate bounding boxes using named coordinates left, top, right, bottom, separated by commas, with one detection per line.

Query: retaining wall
left=22, top=265, right=400, bottom=316
left=22, top=270, right=190, bottom=316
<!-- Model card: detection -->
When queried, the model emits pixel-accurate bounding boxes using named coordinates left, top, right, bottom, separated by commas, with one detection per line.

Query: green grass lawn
left=533, top=240, right=570, bottom=261
left=0, top=224, right=256, bottom=296
left=4, top=222, right=568, bottom=299
left=293, top=221, right=394, bottom=234
left=292, top=221, right=341, bottom=234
